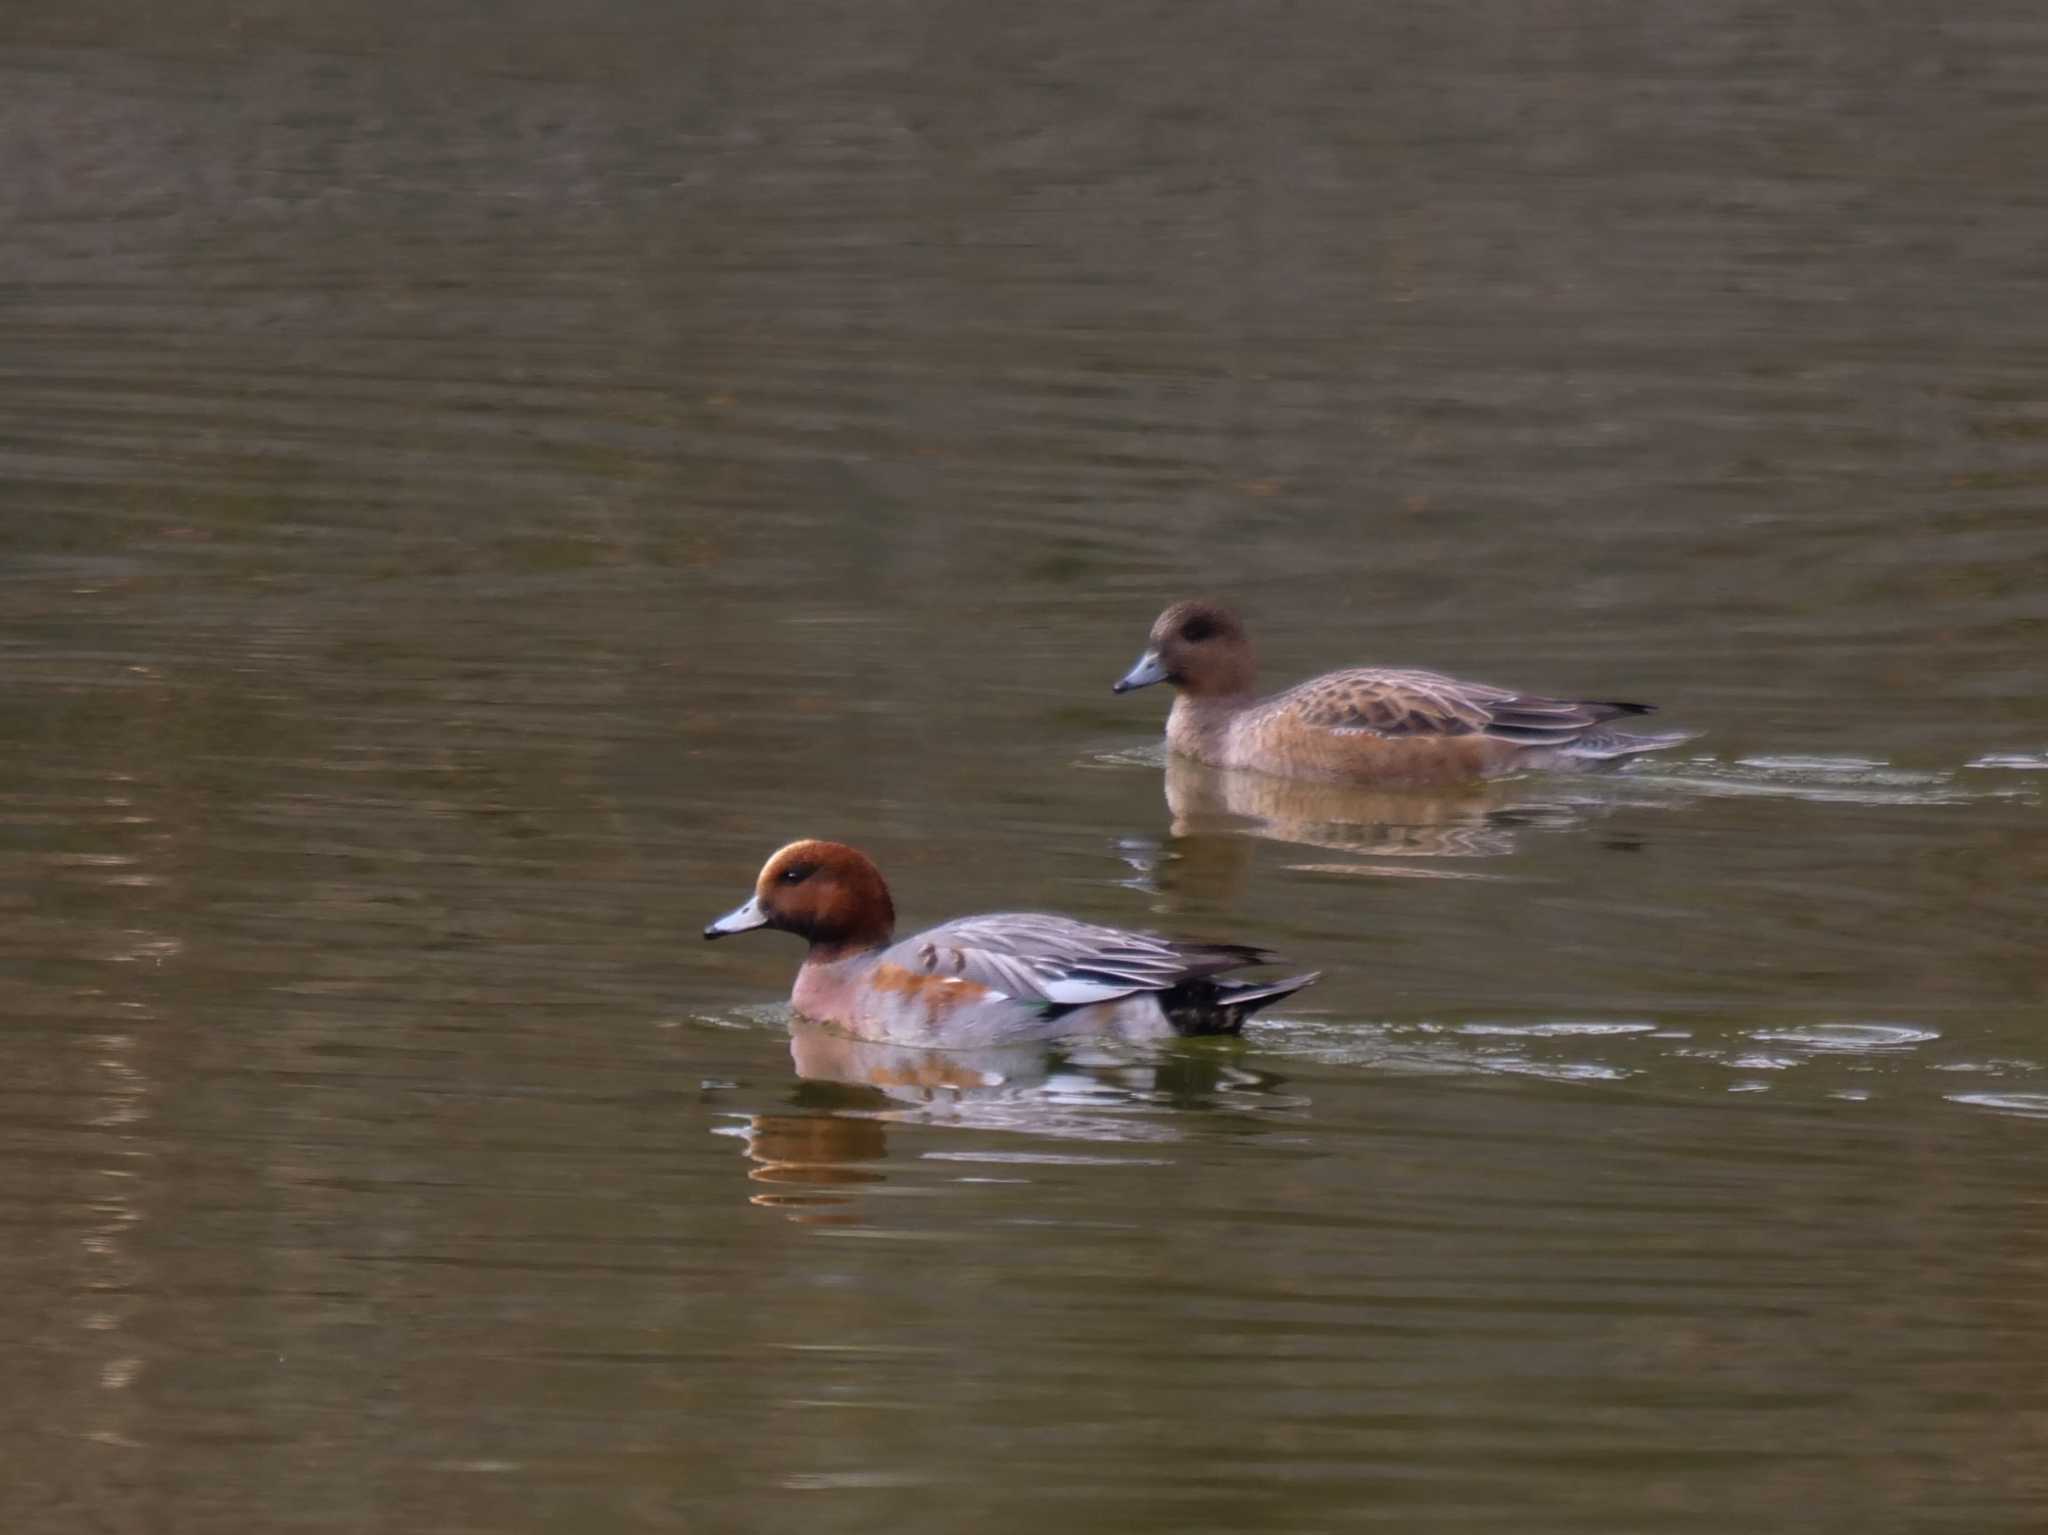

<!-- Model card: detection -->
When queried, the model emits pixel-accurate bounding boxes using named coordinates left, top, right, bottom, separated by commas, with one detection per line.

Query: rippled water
left=4, top=2, right=2047, bottom=1531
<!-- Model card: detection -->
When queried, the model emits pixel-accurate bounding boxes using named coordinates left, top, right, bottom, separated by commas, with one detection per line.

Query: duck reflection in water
left=786, top=1014, right=1064, bottom=1102
left=736, top=1105, right=888, bottom=1222
left=1128, top=754, right=1589, bottom=906
left=733, top=1018, right=1298, bottom=1220
left=1168, top=754, right=1538, bottom=863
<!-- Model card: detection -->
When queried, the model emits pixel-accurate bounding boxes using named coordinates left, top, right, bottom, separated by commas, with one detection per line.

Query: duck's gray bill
left=704, top=895, right=769, bottom=939
left=1111, top=650, right=1168, bottom=694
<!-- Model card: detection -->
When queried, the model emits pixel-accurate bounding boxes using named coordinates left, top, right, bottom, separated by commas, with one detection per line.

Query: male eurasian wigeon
left=1114, top=600, right=1693, bottom=787
left=704, top=839, right=1317, bottom=1046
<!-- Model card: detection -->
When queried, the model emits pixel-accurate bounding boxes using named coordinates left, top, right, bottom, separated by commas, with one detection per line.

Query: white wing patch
left=1037, top=976, right=1144, bottom=1006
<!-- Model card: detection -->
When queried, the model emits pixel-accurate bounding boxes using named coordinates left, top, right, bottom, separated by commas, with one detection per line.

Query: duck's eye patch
left=1180, top=616, right=1217, bottom=643
left=779, top=863, right=815, bottom=884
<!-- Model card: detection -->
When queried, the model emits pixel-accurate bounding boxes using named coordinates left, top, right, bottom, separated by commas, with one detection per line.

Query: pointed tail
left=1560, top=728, right=1701, bottom=765
left=1168, top=971, right=1320, bottom=1035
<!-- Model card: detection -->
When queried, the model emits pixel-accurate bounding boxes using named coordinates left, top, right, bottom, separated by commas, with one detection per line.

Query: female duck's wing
left=885, top=914, right=1272, bottom=1008
left=1280, top=668, right=1655, bottom=746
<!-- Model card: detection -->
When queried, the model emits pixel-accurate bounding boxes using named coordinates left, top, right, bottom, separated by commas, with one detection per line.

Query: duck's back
left=796, top=911, right=1308, bottom=1046
left=1177, top=666, right=1669, bottom=786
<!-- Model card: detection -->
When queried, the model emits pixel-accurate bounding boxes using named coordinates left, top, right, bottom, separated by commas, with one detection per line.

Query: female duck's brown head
left=1112, top=600, right=1258, bottom=699
left=703, top=839, right=897, bottom=957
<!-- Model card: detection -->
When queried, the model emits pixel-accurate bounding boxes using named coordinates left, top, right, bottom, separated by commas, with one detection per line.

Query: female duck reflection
left=1162, top=753, right=1533, bottom=863
left=1104, top=757, right=1558, bottom=923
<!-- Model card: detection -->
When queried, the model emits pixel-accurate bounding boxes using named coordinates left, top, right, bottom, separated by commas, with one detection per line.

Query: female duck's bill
left=702, top=838, right=1316, bottom=1046
left=1112, top=598, right=1694, bottom=786
left=1111, top=648, right=1170, bottom=693
left=1111, top=600, right=1253, bottom=697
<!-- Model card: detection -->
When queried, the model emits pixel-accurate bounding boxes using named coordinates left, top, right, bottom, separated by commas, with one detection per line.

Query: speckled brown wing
left=1280, top=668, right=1653, bottom=745
left=1283, top=669, right=1502, bottom=737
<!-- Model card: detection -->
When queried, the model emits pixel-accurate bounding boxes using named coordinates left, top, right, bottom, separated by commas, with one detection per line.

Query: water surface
left=3, top=2, right=2047, bottom=1530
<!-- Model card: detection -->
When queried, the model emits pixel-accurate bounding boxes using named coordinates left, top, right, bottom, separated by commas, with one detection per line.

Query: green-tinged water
left=3, top=3, right=2046, bottom=1530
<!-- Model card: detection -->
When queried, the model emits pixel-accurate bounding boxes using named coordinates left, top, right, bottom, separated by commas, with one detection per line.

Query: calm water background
left=4, top=2, right=2047, bottom=1530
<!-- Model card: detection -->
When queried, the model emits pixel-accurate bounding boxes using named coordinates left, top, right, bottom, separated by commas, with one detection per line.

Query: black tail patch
left=1581, top=700, right=1656, bottom=717
left=1162, top=971, right=1321, bottom=1036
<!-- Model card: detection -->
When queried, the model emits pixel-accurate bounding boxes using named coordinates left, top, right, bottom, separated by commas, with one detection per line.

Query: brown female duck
left=1113, top=600, right=1692, bottom=787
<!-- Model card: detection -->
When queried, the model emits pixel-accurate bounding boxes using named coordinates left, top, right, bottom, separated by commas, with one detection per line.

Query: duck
left=1113, top=599, right=1693, bottom=787
left=703, top=839, right=1317, bottom=1046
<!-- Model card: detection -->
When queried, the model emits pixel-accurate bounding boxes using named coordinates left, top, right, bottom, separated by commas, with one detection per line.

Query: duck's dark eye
left=1180, top=615, right=1217, bottom=643
left=779, top=863, right=815, bottom=885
